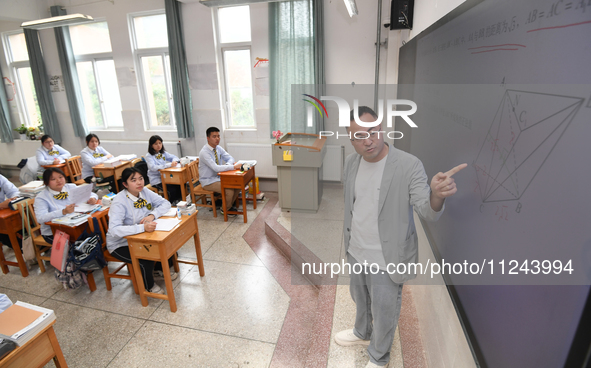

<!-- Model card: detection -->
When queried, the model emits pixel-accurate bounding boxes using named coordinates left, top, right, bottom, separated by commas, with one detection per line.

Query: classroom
left=0, top=0, right=589, bottom=367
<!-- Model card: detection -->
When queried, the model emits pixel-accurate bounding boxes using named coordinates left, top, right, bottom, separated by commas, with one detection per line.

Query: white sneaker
left=334, top=329, right=370, bottom=347
left=366, top=361, right=389, bottom=368
left=148, top=284, right=165, bottom=294
left=153, top=270, right=179, bottom=281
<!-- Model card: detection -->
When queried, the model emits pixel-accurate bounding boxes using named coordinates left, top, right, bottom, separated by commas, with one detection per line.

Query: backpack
left=53, top=217, right=106, bottom=290
left=134, top=159, right=150, bottom=185
left=54, top=261, right=86, bottom=290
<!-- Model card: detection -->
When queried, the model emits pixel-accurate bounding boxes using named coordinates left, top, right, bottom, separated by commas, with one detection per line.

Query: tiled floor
left=0, top=185, right=406, bottom=368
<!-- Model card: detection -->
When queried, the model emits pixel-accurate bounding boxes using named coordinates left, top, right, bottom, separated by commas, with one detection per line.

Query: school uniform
left=106, top=188, right=172, bottom=290
left=0, top=175, right=21, bottom=249
left=34, top=184, right=98, bottom=239
left=36, top=145, right=71, bottom=166
left=145, top=151, right=182, bottom=202
left=80, top=146, right=112, bottom=180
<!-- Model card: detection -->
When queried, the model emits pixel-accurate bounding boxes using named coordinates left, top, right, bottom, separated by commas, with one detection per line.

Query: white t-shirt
left=348, top=155, right=388, bottom=270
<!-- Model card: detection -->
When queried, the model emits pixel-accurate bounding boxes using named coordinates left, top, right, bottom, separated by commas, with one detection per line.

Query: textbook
left=18, top=181, right=45, bottom=195
left=0, top=302, right=56, bottom=346
left=52, top=213, right=90, bottom=227
left=103, top=158, right=122, bottom=167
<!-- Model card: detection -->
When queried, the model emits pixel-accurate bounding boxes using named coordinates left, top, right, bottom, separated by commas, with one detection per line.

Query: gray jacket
left=343, top=143, right=444, bottom=283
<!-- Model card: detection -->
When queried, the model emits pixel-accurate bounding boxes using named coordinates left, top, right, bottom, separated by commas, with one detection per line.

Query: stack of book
left=18, top=181, right=45, bottom=197
left=52, top=213, right=90, bottom=227
left=103, top=158, right=122, bottom=167
left=115, top=154, right=137, bottom=161
left=0, top=301, right=56, bottom=346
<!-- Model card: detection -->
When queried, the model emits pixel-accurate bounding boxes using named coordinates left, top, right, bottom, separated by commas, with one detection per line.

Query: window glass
left=70, top=22, right=112, bottom=55
left=133, top=14, right=169, bottom=49
left=224, top=49, right=254, bottom=127
left=218, top=6, right=251, bottom=43
left=141, top=56, right=171, bottom=126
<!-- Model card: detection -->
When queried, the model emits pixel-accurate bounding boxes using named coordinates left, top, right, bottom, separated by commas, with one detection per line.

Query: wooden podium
left=272, top=133, right=326, bottom=212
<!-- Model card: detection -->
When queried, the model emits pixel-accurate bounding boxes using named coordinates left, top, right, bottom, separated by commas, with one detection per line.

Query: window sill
left=224, top=128, right=257, bottom=132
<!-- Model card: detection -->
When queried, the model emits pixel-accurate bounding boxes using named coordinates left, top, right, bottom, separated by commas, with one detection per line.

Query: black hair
left=42, top=168, right=66, bottom=186
left=206, top=127, right=220, bottom=137
left=148, top=135, right=165, bottom=155
left=121, top=167, right=144, bottom=188
left=350, top=106, right=378, bottom=122
left=41, top=135, right=53, bottom=144
left=85, top=133, right=100, bottom=145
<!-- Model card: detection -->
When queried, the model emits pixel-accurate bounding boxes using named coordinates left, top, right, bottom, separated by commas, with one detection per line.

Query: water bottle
left=177, top=207, right=181, bottom=220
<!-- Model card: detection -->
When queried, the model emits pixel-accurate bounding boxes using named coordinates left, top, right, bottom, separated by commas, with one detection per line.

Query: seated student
left=198, top=127, right=241, bottom=214
left=144, top=135, right=182, bottom=204
left=36, top=135, right=71, bottom=166
left=106, top=167, right=178, bottom=294
left=0, top=174, right=22, bottom=250
left=80, top=133, right=117, bottom=191
left=34, top=168, right=98, bottom=244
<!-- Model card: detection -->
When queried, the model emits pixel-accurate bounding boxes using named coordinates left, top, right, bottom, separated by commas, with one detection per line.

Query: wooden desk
left=41, top=164, right=70, bottom=179
left=160, top=166, right=190, bottom=202
left=218, top=166, right=257, bottom=223
left=125, top=212, right=204, bottom=312
left=0, top=321, right=67, bottom=368
left=0, top=208, right=28, bottom=277
left=93, top=161, right=132, bottom=193
left=47, top=208, right=110, bottom=293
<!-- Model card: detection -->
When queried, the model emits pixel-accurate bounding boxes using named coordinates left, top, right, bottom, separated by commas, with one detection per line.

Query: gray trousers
left=348, top=253, right=404, bottom=366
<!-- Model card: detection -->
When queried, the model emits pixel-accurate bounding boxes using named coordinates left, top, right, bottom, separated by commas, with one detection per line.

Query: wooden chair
left=65, top=155, right=86, bottom=185
left=89, top=213, right=139, bottom=294
left=187, top=159, right=219, bottom=217
left=17, top=199, right=53, bottom=273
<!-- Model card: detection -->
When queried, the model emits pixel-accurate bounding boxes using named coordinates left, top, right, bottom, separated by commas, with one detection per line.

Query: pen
left=88, top=205, right=102, bottom=215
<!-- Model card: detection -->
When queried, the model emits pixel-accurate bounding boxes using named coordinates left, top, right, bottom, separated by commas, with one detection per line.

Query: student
left=80, top=133, right=113, bottom=183
left=0, top=174, right=21, bottom=250
left=34, top=168, right=98, bottom=244
left=106, top=167, right=178, bottom=294
left=36, top=135, right=71, bottom=166
left=144, top=135, right=182, bottom=203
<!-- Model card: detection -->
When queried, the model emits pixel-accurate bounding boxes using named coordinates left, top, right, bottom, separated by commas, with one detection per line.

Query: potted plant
left=14, top=124, right=27, bottom=140
left=27, top=126, right=39, bottom=140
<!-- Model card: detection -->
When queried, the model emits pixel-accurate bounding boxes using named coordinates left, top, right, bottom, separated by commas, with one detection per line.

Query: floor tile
left=107, top=321, right=275, bottom=368
left=40, top=299, right=145, bottom=368
left=150, top=260, right=289, bottom=344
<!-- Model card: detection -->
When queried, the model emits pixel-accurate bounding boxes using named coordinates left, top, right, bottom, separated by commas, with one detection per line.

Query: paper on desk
left=74, top=203, right=99, bottom=212
left=115, top=154, right=137, bottom=161
left=161, top=208, right=178, bottom=217
left=237, top=160, right=257, bottom=166
left=154, top=218, right=181, bottom=231
left=69, top=184, right=93, bottom=204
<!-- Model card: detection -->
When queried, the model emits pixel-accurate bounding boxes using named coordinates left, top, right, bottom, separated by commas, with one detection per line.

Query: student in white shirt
left=35, top=135, right=71, bottom=167
left=106, top=167, right=178, bottom=294
left=80, top=133, right=118, bottom=191
left=33, top=168, right=98, bottom=243
left=144, top=135, right=182, bottom=204
left=0, top=174, right=21, bottom=250
left=80, top=133, right=113, bottom=182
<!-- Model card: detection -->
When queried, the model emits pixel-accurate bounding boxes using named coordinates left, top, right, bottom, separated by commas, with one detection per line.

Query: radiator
left=226, top=142, right=344, bottom=181
left=101, top=141, right=182, bottom=159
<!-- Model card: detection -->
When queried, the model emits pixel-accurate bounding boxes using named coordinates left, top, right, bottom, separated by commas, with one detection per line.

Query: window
left=69, top=21, right=123, bottom=129
left=3, top=31, right=41, bottom=128
left=216, top=6, right=256, bottom=128
left=129, top=13, right=175, bottom=129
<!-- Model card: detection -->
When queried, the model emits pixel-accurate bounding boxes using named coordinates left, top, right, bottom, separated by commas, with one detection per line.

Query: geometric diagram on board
left=474, top=90, right=584, bottom=203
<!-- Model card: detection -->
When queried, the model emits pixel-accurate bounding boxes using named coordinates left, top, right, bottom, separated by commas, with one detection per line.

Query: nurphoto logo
left=302, top=95, right=419, bottom=140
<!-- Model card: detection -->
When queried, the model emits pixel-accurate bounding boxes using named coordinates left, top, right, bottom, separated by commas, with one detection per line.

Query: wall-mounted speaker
left=390, top=0, right=414, bottom=30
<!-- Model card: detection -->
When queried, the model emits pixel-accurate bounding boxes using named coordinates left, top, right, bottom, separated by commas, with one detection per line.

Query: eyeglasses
left=350, top=129, right=381, bottom=143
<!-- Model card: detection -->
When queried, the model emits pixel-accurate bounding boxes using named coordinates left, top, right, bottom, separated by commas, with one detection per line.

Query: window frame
left=2, top=30, right=40, bottom=128
left=69, top=21, right=123, bottom=131
left=213, top=6, right=257, bottom=131
left=128, top=11, right=176, bottom=131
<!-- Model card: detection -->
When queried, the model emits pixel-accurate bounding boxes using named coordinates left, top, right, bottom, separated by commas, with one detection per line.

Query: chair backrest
left=17, top=199, right=41, bottom=237
left=87, top=214, right=109, bottom=246
left=187, top=159, right=199, bottom=184
left=130, top=158, right=141, bottom=166
left=66, top=155, right=84, bottom=182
